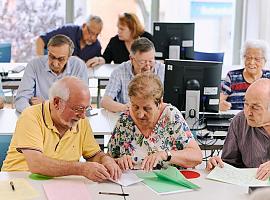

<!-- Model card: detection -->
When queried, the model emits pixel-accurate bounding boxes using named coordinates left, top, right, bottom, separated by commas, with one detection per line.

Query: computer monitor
left=153, top=22, right=195, bottom=60
left=164, top=59, right=222, bottom=114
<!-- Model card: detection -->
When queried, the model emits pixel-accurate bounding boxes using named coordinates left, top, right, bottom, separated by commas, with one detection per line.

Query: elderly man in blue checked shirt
left=15, top=34, right=89, bottom=113
left=100, top=37, right=165, bottom=113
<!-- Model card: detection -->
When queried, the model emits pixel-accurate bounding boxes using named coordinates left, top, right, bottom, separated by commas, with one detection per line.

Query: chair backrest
left=0, top=43, right=11, bottom=62
left=0, top=135, right=12, bottom=169
left=194, top=51, right=224, bottom=62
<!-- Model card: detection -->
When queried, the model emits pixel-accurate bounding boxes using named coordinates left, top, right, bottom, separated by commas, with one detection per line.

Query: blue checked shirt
left=15, top=55, right=88, bottom=113
left=104, top=60, right=165, bottom=104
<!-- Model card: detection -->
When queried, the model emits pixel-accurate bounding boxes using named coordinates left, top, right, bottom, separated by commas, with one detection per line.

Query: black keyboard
left=201, top=113, right=235, bottom=120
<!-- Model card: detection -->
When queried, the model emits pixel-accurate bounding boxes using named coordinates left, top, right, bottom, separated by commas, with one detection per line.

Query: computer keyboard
left=203, top=113, right=235, bottom=120
left=11, top=65, right=25, bottom=73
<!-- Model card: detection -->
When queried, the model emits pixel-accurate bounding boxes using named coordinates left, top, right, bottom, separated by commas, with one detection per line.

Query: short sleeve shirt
left=2, top=101, right=100, bottom=171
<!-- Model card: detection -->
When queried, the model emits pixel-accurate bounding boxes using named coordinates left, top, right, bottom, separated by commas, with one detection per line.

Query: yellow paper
left=0, top=178, right=39, bottom=200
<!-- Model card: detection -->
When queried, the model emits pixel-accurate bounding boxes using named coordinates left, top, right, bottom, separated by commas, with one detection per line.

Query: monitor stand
left=185, top=90, right=205, bottom=130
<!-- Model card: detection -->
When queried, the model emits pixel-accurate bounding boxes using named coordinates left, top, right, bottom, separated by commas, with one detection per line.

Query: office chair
left=0, top=43, right=12, bottom=62
left=194, top=51, right=224, bottom=62
left=0, top=135, right=12, bottom=169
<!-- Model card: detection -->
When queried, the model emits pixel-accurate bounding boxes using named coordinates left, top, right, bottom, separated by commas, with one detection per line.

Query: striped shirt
left=221, top=111, right=270, bottom=168
left=221, top=68, right=270, bottom=110
left=104, top=60, right=165, bottom=104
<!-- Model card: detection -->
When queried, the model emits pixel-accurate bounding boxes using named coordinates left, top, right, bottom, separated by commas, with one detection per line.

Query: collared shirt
left=40, top=25, right=102, bottom=62
left=221, top=68, right=270, bottom=110
left=15, top=55, right=88, bottom=113
left=221, top=111, right=270, bottom=168
left=1, top=101, right=100, bottom=171
left=104, top=60, right=165, bottom=104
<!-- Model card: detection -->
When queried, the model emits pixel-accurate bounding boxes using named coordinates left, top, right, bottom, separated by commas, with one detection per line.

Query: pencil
left=10, top=181, right=15, bottom=191
left=99, top=192, right=129, bottom=196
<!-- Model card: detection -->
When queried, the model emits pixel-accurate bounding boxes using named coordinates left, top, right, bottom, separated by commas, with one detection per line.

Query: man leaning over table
left=2, top=77, right=121, bottom=182
left=100, top=37, right=165, bottom=113
left=15, top=34, right=88, bottom=113
left=206, top=78, right=270, bottom=181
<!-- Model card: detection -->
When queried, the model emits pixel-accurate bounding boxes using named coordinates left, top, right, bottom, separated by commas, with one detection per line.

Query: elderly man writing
left=2, top=77, right=121, bottom=182
left=207, top=78, right=270, bottom=181
left=36, top=15, right=103, bottom=64
left=15, top=34, right=88, bottom=113
left=101, top=37, right=164, bottom=113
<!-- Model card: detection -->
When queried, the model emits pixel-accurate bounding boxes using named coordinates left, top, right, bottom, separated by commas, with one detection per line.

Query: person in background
left=101, top=37, right=164, bottom=113
left=36, top=15, right=103, bottom=63
left=220, top=39, right=270, bottom=111
left=207, top=78, right=270, bottom=181
left=15, top=34, right=88, bottom=113
left=87, top=12, right=153, bottom=67
left=0, top=81, right=4, bottom=109
left=108, top=73, right=202, bottom=171
left=2, top=77, right=121, bottom=182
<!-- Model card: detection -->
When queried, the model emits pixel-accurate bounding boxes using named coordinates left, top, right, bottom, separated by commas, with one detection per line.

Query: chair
left=194, top=51, right=224, bottom=62
left=0, top=43, right=12, bottom=62
left=0, top=135, right=12, bottom=169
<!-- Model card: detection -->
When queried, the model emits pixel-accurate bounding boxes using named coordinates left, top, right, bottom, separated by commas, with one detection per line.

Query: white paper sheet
left=110, top=170, right=143, bottom=187
left=207, top=162, right=270, bottom=186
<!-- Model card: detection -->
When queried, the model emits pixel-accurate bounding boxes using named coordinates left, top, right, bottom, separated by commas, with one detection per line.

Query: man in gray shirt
left=15, top=34, right=88, bottom=113
left=206, top=78, right=270, bottom=181
left=100, top=37, right=165, bottom=112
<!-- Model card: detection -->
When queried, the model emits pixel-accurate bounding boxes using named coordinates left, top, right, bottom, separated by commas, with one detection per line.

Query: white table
left=88, top=64, right=119, bottom=107
left=0, top=170, right=249, bottom=200
left=123, top=170, right=249, bottom=200
left=0, top=171, right=124, bottom=200
left=0, top=108, right=119, bottom=136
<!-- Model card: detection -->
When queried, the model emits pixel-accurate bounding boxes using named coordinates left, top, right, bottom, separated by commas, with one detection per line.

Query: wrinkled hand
left=219, top=100, right=232, bottom=111
left=86, top=57, right=100, bottom=68
left=30, top=97, right=43, bottom=105
left=206, top=156, right=224, bottom=172
left=141, top=151, right=166, bottom=172
left=81, top=162, right=111, bottom=182
left=256, top=161, right=270, bottom=180
left=115, top=155, right=136, bottom=171
left=101, top=155, right=122, bottom=180
left=0, top=97, right=4, bottom=109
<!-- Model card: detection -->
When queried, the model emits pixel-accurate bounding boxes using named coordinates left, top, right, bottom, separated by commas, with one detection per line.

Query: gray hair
left=49, top=79, right=70, bottom=102
left=240, top=39, right=269, bottom=62
left=47, top=34, right=74, bottom=56
left=130, top=37, right=155, bottom=56
left=87, top=15, right=103, bottom=27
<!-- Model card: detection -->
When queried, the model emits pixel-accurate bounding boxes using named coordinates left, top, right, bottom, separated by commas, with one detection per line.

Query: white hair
left=49, top=79, right=70, bottom=101
left=240, top=39, right=269, bottom=62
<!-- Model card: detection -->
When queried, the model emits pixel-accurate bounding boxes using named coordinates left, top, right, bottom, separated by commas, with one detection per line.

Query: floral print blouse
left=108, top=104, right=193, bottom=165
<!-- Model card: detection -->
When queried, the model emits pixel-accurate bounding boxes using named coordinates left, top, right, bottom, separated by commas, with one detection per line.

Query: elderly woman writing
left=108, top=73, right=202, bottom=171
left=220, top=39, right=270, bottom=111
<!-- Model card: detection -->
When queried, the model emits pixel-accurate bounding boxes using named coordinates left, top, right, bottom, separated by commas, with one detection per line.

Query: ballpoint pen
left=10, top=181, right=15, bottom=191
left=99, top=192, right=129, bottom=196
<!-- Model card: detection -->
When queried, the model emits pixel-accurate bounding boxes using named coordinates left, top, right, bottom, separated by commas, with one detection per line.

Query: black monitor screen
left=164, top=59, right=222, bottom=113
left=153, top=22, right=195, bottom=60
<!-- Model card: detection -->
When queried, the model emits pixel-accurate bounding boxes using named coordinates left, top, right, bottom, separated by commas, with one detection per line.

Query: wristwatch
left=165, top=150, right=172, bottom=161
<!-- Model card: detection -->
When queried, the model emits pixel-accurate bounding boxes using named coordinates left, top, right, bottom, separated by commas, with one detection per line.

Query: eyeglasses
left=244, top=55, right=265, bottom=63
left=48, top=53, right=67, bottom=64
left=133, top=58, right=156, bottom=66
left=62, top=99, right=92, bottom=115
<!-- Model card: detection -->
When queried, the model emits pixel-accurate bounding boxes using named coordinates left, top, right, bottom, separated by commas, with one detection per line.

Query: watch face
left=166, top=150, right=172, bottom=161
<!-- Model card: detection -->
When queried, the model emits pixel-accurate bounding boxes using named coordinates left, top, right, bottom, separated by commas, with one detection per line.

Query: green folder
left=136, top=166, right=200, bottom=195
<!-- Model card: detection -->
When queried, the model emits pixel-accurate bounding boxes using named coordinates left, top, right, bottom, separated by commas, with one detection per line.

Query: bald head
left=49, top=76, right=90, bottom=102
left=246, top=78, right=270, bottom=102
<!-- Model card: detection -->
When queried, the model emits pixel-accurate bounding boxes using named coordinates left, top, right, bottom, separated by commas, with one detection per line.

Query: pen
left=99, top=192, right=129, bottom=196
left=10, top=181, right=15, bottom=191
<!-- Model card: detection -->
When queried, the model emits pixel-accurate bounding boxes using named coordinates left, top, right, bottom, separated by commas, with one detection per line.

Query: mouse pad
left=180, top=170, right=200, bottom=179
left=29, top=173, right=53, bottom=180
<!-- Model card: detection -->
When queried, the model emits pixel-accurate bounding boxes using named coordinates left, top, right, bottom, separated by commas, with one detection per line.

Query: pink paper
left=43, top=180, right=92, bottom=200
